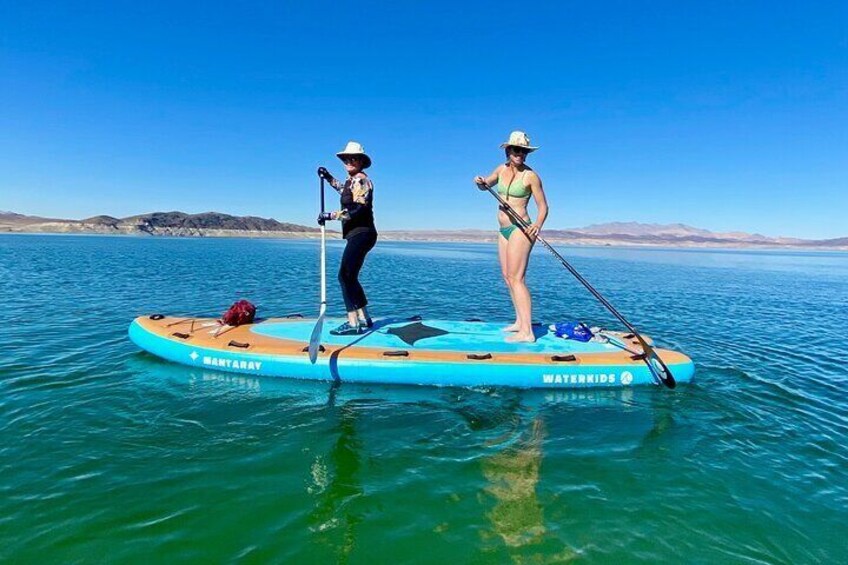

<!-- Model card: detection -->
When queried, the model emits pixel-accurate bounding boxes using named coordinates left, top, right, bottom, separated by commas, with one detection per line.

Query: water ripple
left=1, top=235, right=847, bottom=561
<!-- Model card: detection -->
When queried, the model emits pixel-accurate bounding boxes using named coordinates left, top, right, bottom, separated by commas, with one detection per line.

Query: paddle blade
left=633, top=335, right=677, bottom=389
left=647, top=350, right=677, bottom=389
left=308, top=313, right=325, bottom=364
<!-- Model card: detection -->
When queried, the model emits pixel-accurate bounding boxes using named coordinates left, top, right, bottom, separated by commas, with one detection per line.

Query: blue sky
left=1, top=1, right=846, bottom=238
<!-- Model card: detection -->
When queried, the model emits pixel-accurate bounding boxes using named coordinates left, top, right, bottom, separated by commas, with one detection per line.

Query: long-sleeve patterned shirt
left=330, top=174, right=376, bottom=239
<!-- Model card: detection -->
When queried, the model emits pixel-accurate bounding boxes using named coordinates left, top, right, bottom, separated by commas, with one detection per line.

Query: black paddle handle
left=320, top=177, right=325, bottom=215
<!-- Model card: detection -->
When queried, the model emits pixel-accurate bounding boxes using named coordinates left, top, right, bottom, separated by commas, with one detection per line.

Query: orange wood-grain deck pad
left=136, top=316, right=690, bottom=367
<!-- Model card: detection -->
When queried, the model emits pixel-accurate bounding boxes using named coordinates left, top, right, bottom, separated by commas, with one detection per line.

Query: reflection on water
left=307, top=401, right=363, bottom=563
left=188, top=371, right=262, bottom=393
left=481, top=418, right=547, bottom=548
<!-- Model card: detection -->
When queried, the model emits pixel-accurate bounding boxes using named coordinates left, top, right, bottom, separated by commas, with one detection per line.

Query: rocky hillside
left=0, top=211, right=324, bottom=238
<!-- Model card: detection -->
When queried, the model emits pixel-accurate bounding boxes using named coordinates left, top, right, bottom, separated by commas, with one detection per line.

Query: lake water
left=1, top=234, right=846, bottom=562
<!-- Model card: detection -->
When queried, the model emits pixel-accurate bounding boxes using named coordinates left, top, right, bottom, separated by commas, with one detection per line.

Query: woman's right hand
left=474, top=176, right=488, bottom=189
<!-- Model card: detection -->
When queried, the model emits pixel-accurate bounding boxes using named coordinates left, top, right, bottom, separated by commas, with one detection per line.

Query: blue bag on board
left=551, top=322, right=594, bottom=342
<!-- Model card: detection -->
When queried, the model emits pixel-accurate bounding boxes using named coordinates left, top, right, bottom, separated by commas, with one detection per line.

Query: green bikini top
left=497, top=169, right=531, bottom=199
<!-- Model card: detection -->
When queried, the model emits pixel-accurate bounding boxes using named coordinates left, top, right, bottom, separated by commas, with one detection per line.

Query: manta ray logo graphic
left=387, top=322, right=448, bottom=346
left=620, top=371, right=633, bottom=385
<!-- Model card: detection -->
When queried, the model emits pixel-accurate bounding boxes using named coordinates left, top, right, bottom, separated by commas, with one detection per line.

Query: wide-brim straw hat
left=336, top=141, right=372, bottom=169
left=500, top=131, right=539, bottom=153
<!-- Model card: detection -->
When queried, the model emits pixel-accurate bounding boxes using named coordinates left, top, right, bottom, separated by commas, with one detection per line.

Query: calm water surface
left=1, top=235, right=846, bottom=563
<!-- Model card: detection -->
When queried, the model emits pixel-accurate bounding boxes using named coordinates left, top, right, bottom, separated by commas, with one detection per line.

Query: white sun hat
left=500, top=131, right=539, bottom=153
left=336, top=141, right=372, bottom=169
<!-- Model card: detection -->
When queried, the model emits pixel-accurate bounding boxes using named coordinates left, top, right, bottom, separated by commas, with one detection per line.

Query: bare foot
left=506, top=332, right=536, bottom=343
left=502, top=323, right=520, bottom=332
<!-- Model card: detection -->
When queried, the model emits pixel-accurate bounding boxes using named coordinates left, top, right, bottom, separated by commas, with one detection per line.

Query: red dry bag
left=221, top=299, right=256, bottom=326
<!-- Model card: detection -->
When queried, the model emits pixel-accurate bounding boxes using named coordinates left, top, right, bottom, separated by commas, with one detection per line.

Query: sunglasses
left=509, top=147, right=529, bottom=155
left=341, top=156, right=361, bottom=164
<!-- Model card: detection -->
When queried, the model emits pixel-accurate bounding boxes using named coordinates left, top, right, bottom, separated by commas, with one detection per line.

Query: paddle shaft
left=480, top=183, right=676, bottom=388
left=308, top=178, right=328, bottom=364
left=319, top=178, right=326, bottom=315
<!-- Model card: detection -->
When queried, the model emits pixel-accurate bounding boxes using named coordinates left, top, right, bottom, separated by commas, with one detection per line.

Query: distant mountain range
left=1, top=211, right=846, bottom=249
left=382, top=221, right=848, bottom=248
left=539, top=222, right=848, bottom=248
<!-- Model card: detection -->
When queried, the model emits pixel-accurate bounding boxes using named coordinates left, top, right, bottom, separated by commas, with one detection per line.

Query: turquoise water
left=2, top=234, right=846, bottom=562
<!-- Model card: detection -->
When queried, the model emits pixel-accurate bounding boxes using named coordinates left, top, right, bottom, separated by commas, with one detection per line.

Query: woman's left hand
left=525, top=224, right=541, bottom=239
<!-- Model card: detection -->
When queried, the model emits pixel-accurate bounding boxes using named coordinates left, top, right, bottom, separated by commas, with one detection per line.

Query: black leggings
left=338, top=230, right=377, bottom=312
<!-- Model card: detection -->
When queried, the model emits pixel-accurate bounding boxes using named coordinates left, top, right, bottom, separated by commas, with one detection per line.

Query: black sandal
left=330, top=322, right=364, bottom=336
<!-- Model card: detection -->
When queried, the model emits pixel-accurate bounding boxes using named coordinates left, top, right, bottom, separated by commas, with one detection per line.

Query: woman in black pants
left=317, top=141, right=378, bottom=335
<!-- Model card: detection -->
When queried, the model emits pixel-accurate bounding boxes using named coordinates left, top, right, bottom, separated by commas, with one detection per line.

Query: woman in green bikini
left=474, top=131, right=549, bottom=343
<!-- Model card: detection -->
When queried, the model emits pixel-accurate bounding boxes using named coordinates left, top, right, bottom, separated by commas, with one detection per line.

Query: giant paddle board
left=129, top=314, right=694, bottom=388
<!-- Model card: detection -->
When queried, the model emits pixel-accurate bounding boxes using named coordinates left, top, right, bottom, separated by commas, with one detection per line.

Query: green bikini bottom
left=499, top=219, right=532, bottom=240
